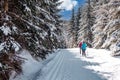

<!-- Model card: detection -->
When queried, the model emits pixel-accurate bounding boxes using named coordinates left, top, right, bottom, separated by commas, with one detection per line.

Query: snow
left=22, top=19, right=43, bottom=31
left=40, top=31, right=48, bottom=39
left=81, top=48, right=120, bottom=80
left=0, top=42, right=5, bottom=51
left=5, top=15, right=9, bottom=21
left=13, top=25, right=17, bottom=32
left=10, top=48, right=120, bottom=80
left=23, top=4, right=31, bottom=12
left=35, top=6, right=56, bottom=22
left=118, top=6, right=120, bottom=11
left=12, top=41, right=21, bottom=51
left=33, top=16, right=45, bottom=24
left=10, top=49, right=59, bottom=80
left=48, top=23, right=56, bottom=31
left=0, top=63, right=2, bottom=67
left=0, top=24, right=11, bottom=36
left=0, top=40, right=20, bottom=52
left=10, top=50, right=42, bottom=80
left=0, top=24, right=18, bottom=36
left=104, top=19, right=120, bottom=31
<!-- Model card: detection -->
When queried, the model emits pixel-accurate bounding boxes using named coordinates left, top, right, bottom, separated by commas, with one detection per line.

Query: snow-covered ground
left=11, top=48, right=120, bottom=80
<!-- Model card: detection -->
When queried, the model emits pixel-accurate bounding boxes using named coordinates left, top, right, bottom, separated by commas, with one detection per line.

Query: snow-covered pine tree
left=77, top=0, right=94, bottom=47
left=76, top=6, right=82, bottom=43
left=49, top=0, right=63, bottom=49
left=76, top=6, right=82, bottom=30
left=0, top=0, right=24, bottom=79
left=91, top=0, right=109, bottom=48
left=68, top=7, right=78, bottom=47
left=101, top=0, right=120, bottom=55
left=90, top=0, right=120, bottom=55
left=86, top=0, right=94, bottom=47
left=77, top=6, right=86, bottom=43
left=61, top=20, right=71, bottom=48
left=0, top=0, right=62, bottom=79
left=77, top=6, right=86, bottom=45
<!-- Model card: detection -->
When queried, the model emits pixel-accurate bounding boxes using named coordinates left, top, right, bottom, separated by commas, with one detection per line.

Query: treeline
left=67, top=0, right=120, bottom=55
left=0, top=0, right=63, bottom=79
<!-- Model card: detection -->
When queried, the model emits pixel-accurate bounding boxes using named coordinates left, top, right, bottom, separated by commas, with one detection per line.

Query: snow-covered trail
left=36, top=48, right=105, bottom=80
left=12, top=48, right=120, bottom=80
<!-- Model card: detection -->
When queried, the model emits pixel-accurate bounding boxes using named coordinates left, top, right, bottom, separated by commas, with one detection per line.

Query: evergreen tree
left=0, top=0, right=63, bottom=79
left=76, top=6, right=82, bottom=28
left=85, top=0, right=94, bottom=47
left=77, top=0, right=94, bottom=47
left=49, top=0, right=63, bottom=48
left=69, top=7, right=77, bottom=47
left=77, top=6, right=86, bottom=43
left=92, top=0, right=120, bottom=55
left=75, top=6, right=82, bottom=43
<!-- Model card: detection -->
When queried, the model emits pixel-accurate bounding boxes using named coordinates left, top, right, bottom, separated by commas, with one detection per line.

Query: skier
left=79, top=42, right=82, bottom=54
left=81, top=41, right=87, bottom=56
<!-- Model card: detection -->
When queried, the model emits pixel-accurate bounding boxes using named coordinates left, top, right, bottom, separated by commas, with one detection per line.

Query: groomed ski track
left=35, top=48, right=105, bottom=80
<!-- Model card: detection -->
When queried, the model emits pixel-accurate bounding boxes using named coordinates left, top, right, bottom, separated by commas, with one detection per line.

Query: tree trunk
left=4, top=0, right=8, bottom=13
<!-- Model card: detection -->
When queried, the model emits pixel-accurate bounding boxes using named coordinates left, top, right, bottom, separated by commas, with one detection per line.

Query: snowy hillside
left=11, top=48, right=120, bottom=80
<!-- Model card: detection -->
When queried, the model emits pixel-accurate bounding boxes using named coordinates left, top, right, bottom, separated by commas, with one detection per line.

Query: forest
left=66, top=0, right=120, bottom=55
left=0, top=0, right=120, bottom=80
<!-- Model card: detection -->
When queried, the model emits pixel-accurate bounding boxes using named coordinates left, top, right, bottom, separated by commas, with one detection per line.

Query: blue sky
left=59, top=0, right=85, bottom=20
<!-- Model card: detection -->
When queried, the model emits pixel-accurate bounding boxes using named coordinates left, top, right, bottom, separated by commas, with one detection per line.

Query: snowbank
left=10, top=49, right=59, bottom=80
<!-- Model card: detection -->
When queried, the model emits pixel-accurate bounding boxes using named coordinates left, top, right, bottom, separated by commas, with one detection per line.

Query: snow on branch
left=35, top=6, right=56, bottom=22
left=0, top=23, right=11, bottom=36
left=104, top=19, right=120, bottom=31
left=7, top=12, right=42, bottom=31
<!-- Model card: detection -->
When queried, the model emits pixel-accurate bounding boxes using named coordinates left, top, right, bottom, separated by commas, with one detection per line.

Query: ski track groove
left=35, top=50, right=63, bottom=80
left=50, top=53, right=64, bottom=80
left=45, top=51, right=64, bottom=80
left=31, top=50, right=61, bottom=80
left=43, top=51, right=62, bottom=75
left=35, top=49, right=105, bottom=80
